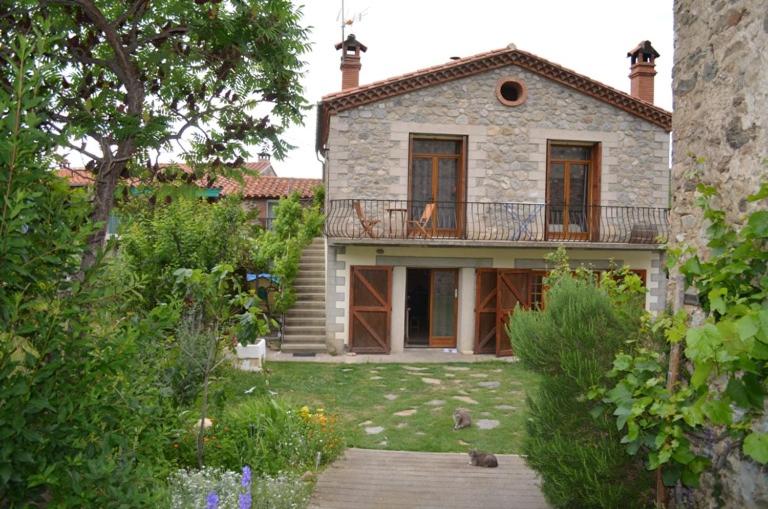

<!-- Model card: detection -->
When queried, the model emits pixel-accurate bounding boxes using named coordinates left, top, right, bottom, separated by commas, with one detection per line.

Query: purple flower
left=206, top=491, right=219, bottom=509
left=241, top=465, right=252, bottom=487
left=239, top=492, right=252, bottom=509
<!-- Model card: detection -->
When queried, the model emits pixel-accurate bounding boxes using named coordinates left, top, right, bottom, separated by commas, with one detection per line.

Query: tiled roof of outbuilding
left=56, top=166, right=320, bottom=199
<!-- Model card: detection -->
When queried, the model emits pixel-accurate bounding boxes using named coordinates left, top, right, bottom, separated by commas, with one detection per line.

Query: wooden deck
left=309, top=448, right=550, bottom=509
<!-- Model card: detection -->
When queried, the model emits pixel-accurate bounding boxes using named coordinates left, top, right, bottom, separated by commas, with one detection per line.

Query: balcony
left=325, top=199, right=668, bottom=247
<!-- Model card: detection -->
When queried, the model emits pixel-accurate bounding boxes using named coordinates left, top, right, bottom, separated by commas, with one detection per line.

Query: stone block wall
left=672, top=1, right=768, bottom=507
left=326, top=65, right=670, bottom=209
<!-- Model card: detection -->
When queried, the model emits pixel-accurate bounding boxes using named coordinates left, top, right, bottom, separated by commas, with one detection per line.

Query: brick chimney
left=627, top=41, right=660, bottom=103
left=335, top=34, right=367, bottom=90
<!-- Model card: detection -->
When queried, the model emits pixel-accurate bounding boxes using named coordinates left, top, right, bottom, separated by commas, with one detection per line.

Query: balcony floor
left=327, top=236, right=665, bottom=251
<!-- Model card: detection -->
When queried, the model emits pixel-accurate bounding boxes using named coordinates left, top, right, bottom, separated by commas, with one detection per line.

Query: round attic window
left=495, top=78, right=527, bottom=106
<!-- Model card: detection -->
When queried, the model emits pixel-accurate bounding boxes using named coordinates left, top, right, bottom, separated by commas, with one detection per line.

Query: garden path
left=308, top=448, right=550, bottom=509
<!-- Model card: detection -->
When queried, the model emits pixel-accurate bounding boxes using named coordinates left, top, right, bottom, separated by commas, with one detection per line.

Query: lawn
left=216, top=361, right=538, bottom=454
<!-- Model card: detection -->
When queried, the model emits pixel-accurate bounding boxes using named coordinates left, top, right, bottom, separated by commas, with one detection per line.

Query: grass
left=215, top=361, right=538, bottom=454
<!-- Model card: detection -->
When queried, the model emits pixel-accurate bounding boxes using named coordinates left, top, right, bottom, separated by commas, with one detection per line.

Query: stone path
left=308, top=448, right=550, bottom=509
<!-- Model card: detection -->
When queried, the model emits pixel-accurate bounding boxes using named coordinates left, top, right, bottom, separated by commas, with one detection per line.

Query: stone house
left=312, top=35, right=672, bottom=356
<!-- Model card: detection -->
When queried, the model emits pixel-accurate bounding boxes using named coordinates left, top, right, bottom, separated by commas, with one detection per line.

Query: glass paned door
left=409, top=137, right=463, bottom=236
left=547, top=145, right=592, bottom=239
left=429, top=269, right=457, bottom=347
left=436, top=158, right=457, bottom=230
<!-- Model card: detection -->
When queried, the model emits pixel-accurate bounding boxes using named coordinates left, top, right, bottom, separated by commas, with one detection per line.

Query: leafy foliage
left=120, top=195, right=260, bottom=308
left=172, top=398, right=343, bottom=476
left=0, top=33, right=178, bottom=507
left=507, top=261, right=652, bottom=508
left=172, top=264, right=271, bottom=466
left=0, top=0, right=310, bottom=265
left=594, top=182, right=768, bottom=488
left=252, top=190, right=324, bottom=313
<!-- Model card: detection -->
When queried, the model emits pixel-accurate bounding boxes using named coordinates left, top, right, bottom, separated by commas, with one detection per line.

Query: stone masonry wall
left=672, top=1, right=768, bottom=507
left=326, top=64, right=670, bottom=209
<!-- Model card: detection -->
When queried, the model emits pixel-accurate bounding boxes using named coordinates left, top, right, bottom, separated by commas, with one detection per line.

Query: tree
left=0, top=0, right=310, bottom=269
left=1, top=32, right=179, bottom=508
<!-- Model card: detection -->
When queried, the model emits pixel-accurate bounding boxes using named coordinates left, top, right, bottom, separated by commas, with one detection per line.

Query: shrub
left=173, top=398, right=343, bottom=476
left=0, top=33, right=178, bottom=507
left=168, top=467, right=244, bottom=509
left=120, top=195, right=259, bottom=308
left=250, top=473, right=313, bottom=509
left=168, top=467, right=311, bottom=509
left=507, top=274, right=652, bottom=508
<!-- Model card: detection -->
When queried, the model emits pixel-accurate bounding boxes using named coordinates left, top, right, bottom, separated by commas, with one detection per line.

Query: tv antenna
left=336, top=0, right=368, bottom=41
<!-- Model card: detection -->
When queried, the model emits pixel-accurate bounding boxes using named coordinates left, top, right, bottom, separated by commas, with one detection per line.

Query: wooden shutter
left=496, top=270, right=531, bottom=357
left=349, top=266, right=392, bottom=354
left=474, top=269, right=498, bottom=354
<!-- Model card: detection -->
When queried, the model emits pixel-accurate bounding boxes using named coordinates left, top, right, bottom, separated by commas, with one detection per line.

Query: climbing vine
left=590, top=182, right=768, bottom=487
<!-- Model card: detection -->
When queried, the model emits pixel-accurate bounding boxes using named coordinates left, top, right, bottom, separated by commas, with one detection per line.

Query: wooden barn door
left=474, top=269, right=498, bottom=354
left=349, top=266, right=392, bottom=354
left=496, top=270, right=531, bottom=357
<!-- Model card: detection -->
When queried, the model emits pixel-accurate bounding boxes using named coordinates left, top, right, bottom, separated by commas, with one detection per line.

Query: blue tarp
left=246, top=273, right=279, bottom=283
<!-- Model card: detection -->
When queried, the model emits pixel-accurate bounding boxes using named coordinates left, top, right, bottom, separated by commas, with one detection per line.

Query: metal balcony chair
left=505, top=203, right=544, bottom=240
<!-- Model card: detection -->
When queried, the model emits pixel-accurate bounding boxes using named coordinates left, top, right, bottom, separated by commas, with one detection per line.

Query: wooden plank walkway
left=309, top=448, right=550, bottom=509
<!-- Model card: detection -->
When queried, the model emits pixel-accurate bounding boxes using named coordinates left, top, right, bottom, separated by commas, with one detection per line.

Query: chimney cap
left=335, top=33, right=367, bottom=52
left=627, top=40, right=660, bottom=61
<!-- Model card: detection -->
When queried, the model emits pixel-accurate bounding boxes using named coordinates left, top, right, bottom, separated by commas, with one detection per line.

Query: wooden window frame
left=545, top=141, right=602, bottom=241
left=408, top=134, right=467, bottom=237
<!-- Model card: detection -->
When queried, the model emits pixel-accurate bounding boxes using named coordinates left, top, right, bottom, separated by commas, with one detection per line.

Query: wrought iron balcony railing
left=325, top=199, right=668, bottom=245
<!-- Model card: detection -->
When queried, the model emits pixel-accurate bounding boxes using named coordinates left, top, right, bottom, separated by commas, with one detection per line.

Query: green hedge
left=508, top=276, right=653, bottom=508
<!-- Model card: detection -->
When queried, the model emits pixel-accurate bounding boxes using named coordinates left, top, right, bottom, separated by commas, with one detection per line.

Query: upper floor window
left=546, top=142, right=600, bottom=240
left=409, top=135, right=466, bottom=235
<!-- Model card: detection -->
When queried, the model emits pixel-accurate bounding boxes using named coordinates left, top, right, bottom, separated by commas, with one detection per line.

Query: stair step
left=294, top=284, right=325, bottom=290
left=296, top=272, right=325, bottom=279
left=293, top=278, right=325, bottom=291
left=285, top=311, right=326, bottom=319
left=293, top=293, right=325, bottom=301
left=285, top=326, right=326, bottom=336
left=299, top=259, right=325, bottom=265
left=281, top=343, right=327, bottom=354
left=284, top=318, right=325, bottom=327
left=291, top=300, right=325, bottom=309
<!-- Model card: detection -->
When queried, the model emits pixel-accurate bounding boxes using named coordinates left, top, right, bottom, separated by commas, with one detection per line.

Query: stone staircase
left=281, top=237, right=327, bottom=353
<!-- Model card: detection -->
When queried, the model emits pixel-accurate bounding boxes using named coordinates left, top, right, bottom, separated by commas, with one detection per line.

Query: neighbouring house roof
left=316, top=45, right=673, bottom=151
left=216, top=175, right=320, bottom=199
left=241, top=160, right=275, bottom=176
left=56, top=166, right=320, bottom=200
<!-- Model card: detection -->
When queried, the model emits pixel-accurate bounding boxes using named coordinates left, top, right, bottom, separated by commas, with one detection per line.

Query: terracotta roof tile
left=215, top=175, right=320, bottom=199
left=56, top=168, right=94, bottom=186
left=56, top=167, right=320, bottom=200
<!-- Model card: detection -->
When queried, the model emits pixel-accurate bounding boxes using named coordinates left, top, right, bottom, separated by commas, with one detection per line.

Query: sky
left=275, top=0, right=674, bottom=179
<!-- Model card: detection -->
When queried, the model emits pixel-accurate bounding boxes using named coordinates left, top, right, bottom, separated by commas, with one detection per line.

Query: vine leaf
left=743, top=432, right=768, bottom=464
left=747, top=210, right=768, bottom=237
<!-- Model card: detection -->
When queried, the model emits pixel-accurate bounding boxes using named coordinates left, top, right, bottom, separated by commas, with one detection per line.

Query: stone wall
left=672, top=0, right=768, bottom=507
left=326, top=65, right=670, bottom=209
left=672, top=0, right=768, bottom=247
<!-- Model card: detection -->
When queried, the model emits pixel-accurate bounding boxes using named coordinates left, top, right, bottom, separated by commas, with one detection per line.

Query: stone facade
left=326, top=65, right=670, bottom=209
left=671, top=0, right=768, bottom=248
left=672, top=1, right=768, bottom=507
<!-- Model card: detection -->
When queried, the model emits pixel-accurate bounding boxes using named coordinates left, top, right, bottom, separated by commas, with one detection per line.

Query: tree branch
left=111, top=0, right=149, bottom=28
